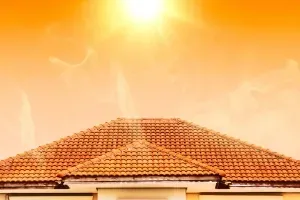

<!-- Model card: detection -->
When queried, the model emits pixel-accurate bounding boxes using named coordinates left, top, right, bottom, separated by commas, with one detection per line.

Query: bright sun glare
left=123, top=0, right=164, bottom=23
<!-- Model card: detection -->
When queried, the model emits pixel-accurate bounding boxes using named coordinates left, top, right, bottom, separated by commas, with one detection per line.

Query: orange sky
left=1, top=0, right=300, bottom=160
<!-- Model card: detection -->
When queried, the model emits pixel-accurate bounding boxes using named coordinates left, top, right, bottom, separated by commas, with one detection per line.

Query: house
left=0, top=118, right=299, bottom=200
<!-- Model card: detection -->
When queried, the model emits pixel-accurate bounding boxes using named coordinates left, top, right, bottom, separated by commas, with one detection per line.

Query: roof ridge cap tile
left=116, top=118, right=181, bottom=123
left=179, top=119, right=300, bottom=164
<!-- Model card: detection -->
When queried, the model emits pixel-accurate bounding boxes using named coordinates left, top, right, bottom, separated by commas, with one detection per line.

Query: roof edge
left=231, top=181, right=300, bottom=188
left=64, top=175, right=220, bottom=182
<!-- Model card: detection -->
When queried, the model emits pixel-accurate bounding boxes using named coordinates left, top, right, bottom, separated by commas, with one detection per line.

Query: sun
left=123, top=0, right=164, bottom=23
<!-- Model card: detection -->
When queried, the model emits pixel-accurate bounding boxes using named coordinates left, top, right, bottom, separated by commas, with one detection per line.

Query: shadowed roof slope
left=0, top=118, right=299, bottom=187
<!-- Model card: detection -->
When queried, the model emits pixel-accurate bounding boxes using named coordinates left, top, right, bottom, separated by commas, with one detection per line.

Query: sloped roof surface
left=0, top=118, right=299, bottom=184
left=58, top=140, right=224, bottom=178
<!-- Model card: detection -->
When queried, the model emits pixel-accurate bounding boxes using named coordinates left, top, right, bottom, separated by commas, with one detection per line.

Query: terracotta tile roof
left=58, top=140, right=224, bottom=178
left=0, top=118, right=299, bottom=186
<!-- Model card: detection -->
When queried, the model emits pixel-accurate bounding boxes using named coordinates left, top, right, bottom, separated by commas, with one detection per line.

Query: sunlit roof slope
left=0, top=118, right=299, bottom=188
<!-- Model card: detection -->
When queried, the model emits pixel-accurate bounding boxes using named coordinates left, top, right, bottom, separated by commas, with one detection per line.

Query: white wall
left=199, top=195, right=283, bottom=200
left=9, top=196, right=93, bottom=200
left=186, top=193, right=198, bottom=200
left=97, top=188, right=186, bottom=200
left=283, top=193, right=300, bottom=200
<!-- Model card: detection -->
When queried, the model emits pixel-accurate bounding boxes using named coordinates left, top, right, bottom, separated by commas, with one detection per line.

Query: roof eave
left=231, top=181, right=300, bottom=188
left=63, top=175, right=221, bottom=183
left=0, top=181, right=57, bottom=189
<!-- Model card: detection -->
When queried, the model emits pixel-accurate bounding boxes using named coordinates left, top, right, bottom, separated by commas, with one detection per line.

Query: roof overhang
left=0, top=175, right=219, bottom=192
left=230, top=182, right=300, bottom=189
left=62, top=175, right=221, bottom=183
left=63, top=175, right=220, bottom=193
left=1, top=181, right=300, bottom=193
left=1, top=176, right=300, bottom=193
left=63, top=181, right=300, bottom=193
left=0, top=182, right=57, bottom=190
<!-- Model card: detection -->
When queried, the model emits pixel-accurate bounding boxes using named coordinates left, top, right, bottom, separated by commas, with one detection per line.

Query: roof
left=0, top=118, right=299, bottom=187
left=58, top=140, right=224, bottom=178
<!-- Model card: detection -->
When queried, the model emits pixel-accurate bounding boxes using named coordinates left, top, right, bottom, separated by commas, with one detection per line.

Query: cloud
left=185, top=59, right=300, bottom=158
left=110, top=61, right=138, bottom=117
left=19, top=89, right=35, bottom=151
left=49, top=47, right=95, bottom=87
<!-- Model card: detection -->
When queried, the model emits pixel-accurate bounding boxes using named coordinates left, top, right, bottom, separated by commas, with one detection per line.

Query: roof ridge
left=57, top=139, right=225, bottom=178
left=180, top=119, right=299, bottom=164
left=116, top=118, right=182, bottom=123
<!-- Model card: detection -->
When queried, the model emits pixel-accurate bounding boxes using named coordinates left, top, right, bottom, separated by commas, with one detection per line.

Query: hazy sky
left=1, top=0, right=300, bottom=160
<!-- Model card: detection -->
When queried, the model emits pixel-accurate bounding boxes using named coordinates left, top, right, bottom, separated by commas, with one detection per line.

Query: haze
left=1, top=0, right=300, bottom=160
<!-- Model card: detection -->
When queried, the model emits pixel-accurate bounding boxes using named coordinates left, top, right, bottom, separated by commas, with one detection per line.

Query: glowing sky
left=1, top=0, right=300, bottom=160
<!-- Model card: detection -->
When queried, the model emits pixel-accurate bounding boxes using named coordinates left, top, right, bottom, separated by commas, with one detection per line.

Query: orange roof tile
left=0, top=118, right=299, bottom=186
left=58, top=140, right=224, bottom=178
